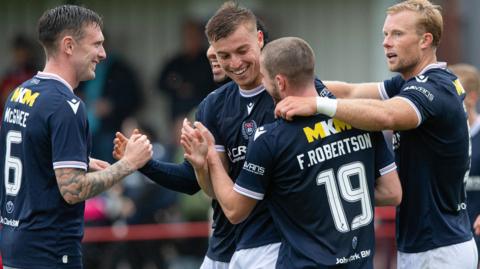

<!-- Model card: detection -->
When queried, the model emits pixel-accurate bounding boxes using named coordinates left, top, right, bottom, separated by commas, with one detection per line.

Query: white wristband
left=316, top=97, right=338, bottom=117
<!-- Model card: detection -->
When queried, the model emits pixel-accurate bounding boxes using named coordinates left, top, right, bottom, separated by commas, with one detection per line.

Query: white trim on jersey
left=215, top=145, right=225, bottom=152
left=418, top=62, right=447, bottom=75
left=379, top=162, right=397, bottom=176
left=239, top=85, right=265, bottom=98
left=233, top=183, right=264, bottom=200
left=396, top=96, right=422, bottom=127
left=36, top=71, right=74, bottom=92
left=378, top=82, right=390, bottom=100
left=53, top=161, right=87, bottom=171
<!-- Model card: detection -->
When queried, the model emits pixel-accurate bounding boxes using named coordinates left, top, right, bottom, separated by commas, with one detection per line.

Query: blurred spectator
left=0, top=34, right=40, bottom=118
left=449, top=63, right=480, bottom=262
left=156, top=18, right=215, bottom=123
left=77, top=43, right=143, bottom=163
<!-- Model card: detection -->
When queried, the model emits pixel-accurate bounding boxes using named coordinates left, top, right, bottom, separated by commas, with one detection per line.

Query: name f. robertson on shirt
left=297, top=133, right=372, bottom=170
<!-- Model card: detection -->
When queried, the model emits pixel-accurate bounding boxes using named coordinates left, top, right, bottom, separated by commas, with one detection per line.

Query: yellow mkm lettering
left=303, top=119, right=352, bottom=143
left=303, top=123, right=327, bottom=143
left=10, top=87, right=40, bottom=107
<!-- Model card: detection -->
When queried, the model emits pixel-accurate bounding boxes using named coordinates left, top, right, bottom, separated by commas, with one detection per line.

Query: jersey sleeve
left=380, top=75, right=405, bottom=100
left=233, top=128, right=274, bottom=200
left=195, top=95, right=225, bottom=152
left=50, top=97, right=89, bottom=170
left=315, top=77, right=336, bottom=99
left=372, top=132, right=397, bottom=178
left=395, top=79, right=441, bottom=126
left=138, top=159, right=199, bottom=195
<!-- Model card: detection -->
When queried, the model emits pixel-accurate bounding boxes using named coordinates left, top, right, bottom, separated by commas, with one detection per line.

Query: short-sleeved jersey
left=196, top=79, right=329, bottom=261
left=380, top=62, right=472, bottom=253
left=234, top=115, right=396, bottom=268
left=466, top=117, right=480, bottom=255
left=0, top=72, right=91, bottom=268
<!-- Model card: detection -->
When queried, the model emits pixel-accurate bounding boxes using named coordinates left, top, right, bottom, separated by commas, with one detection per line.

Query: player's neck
left=288, top=84, right=317, bottom=98
left=43, top=59, right=78, bottom=90
left=401, top=52, right=437, bottom=80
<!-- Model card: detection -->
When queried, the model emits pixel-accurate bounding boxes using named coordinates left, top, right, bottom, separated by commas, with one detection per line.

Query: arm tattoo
left=55, top=159, right=135, bottom=204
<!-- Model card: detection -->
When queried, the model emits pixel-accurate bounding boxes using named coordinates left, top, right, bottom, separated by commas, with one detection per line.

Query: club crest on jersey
left=242, top=120, right=257, bottom=140
left=6, top=201, right=14, bottom=214
left=415, top=75, right=428, bottom=83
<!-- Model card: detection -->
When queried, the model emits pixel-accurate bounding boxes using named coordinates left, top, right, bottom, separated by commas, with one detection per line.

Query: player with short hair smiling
left=114, top=2, right=329, bottom=268
left=274, top=1, right=478, bottom=268
left=182, top=36, right=401, bottom=268
left=0, top=5, right=152, bottom=268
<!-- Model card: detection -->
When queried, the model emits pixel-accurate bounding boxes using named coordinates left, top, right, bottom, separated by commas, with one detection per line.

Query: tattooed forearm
left=55, top=159, right=135, bottom=204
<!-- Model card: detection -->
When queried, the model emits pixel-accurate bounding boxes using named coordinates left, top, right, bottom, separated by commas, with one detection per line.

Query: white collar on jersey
left=239, top=84, right=265, bottom=98
left=471, top=116, right=480, bottom=137
left=35, top=71, right=74, bottom=93
left=418, top=62, right=447, bottom=76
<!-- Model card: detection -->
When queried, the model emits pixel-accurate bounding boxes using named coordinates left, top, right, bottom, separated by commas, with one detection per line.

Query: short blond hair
left=387, top=0, right=443, bottom=47
left=449, top=64, right=480, bottom=95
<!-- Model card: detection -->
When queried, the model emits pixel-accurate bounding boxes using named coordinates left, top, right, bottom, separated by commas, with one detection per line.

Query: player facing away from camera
left=182, top=37, right=402, bottom=268
left=0, top=5, right=152, bottom=269
left=273, top=1, right=478, bottom=268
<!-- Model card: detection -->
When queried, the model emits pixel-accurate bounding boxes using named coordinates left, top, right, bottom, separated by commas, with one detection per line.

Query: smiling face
left=382, top=10, right=424, bottom=78
left=211, top=23, right=263, bottom=90
left=71, top=23, right=106, bottom=82
left=207, top=45, right=228, bottom=83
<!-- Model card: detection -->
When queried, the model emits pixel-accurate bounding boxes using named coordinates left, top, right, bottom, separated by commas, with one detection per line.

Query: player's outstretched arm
left=195, top=122, right=257, bottom=224
left=113, top=131, right=200, bottom=195
left=275, top=82, right=381, bottom=121
left=88, top=157, right=110, bottom=171
left=55, top=134, right=153, bottom=205
left=374, top=170, right=402, bottom=206
left=324, top=81, right=380, bottom=99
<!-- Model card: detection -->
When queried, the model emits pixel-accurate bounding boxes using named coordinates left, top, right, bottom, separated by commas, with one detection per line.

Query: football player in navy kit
left=273, top=1, right=478, bottom=268
left=182, top=36, right=401, bottom=268
left=113, top=2, right=329, bottom=268
left=0, top=5, right=152, bottom=268
left=449, top=63, right=480, bottom=262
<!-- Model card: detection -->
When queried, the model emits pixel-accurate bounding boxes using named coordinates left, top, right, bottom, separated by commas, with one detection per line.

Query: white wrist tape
left=316, top=97, right=338, bottom=117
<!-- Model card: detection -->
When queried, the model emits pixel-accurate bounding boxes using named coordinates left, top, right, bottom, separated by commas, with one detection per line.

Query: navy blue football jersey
left=196, top=78, right=330, bottom=261
left=466, top=117, right=480, bottom=256
left=234, top=115, right=396, bottom=268
left=380, top=62, right=472, bottom=253
left=0, top=72, right=91, bottom=268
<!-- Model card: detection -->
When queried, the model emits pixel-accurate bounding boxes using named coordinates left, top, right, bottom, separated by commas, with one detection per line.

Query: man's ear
left=420, top=32, right=433, bottom=49
left=62, top=36, right=75, bottom=56
left=257, top=30, right=264, bottom=49
left=275, top=74, right=286, bottom=92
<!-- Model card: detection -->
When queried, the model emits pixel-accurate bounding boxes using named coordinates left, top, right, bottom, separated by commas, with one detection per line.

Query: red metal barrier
left=83, top=221, right=210, bottom=242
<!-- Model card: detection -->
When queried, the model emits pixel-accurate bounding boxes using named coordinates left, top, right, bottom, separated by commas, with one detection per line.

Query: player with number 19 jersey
left=0, top=72, right=91, bottom=268
left=233, top=115, right=396, bottom=268
left=195, top=78, right=330, bottom=262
